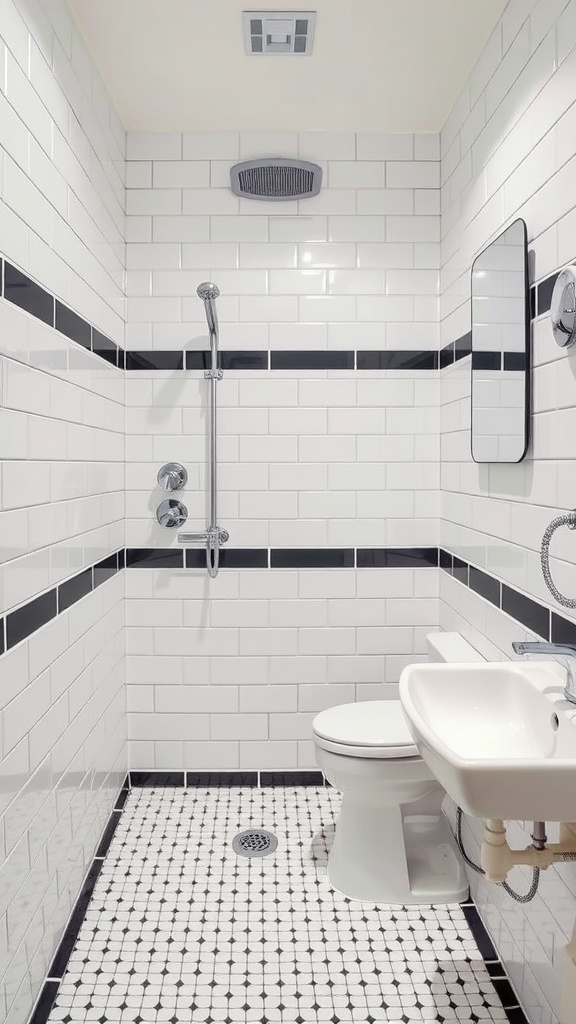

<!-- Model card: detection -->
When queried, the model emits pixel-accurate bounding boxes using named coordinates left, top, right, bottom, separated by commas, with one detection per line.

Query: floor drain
left=232, top=829, right=278, bottom=858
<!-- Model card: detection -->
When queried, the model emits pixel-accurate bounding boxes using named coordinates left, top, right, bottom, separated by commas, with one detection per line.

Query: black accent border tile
left=469, top=566, right=500, bottom=607
left=185, top=548, right=268, bottom=569
left=461, top=903, right=498, bottom=960
left=357, top=547, right=438, bottom=569
left=92, top=329, right=119, bottom=367
left=271, top=350, right=354, bottom=370
left=114, top=787, right=130, bottom=811
left=5, top=262, right=54, bottom=326
left=485, top=961, right=506, bottom=978
left=95, top=809, right=122, bottom=858
left=503, top=351, right=526, bottom=371
left=186, top=771, right=258, bottom=787
left=55, top=301, right=91, bottom=350
left=94, top=553, right=119, bottom=588
left=439, top=549, right=453, bottom=572
left=58, top=567, right=93, bottom=614
left=452, top=556, right=469, bottom=586
left=271, top=548, right=355, bottom=569
left=260, top=771, right=324, bottom=787
left=126, top=548, right=184, bottom=569
left=29, top=981, right=60, bottom=1024
left=0, top=619, right=4, bottom=656
left=357, top=349, right=437, bottom=370
left=537, top=272, right=559, bottom=317
left=439, top=343, right=455, bottom=369
left=454, top=332, right=472, bottom=361
left=49, top=860, right=103, bottom=977
left=530, top=285, right=537, bottom=320
left=129, top=771, right=185, bottom=787
left=222, top=350, right=269, bottom=370
left=491, top=978, right=520, bottom=1008
left=126, top=350, right=184, bottom=371
left=7, top=589, right=57, bottom=649
left=502, top=584, right=550, bottom=639
left=551, top=613, right=576, bottom=645
left=503, top=1008, right=529, bottom=1024
left=472, top=351, right=501, bottom=371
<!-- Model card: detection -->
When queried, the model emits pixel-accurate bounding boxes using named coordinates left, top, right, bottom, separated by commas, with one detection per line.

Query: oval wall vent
left=230, top=158, right=322, bottom=201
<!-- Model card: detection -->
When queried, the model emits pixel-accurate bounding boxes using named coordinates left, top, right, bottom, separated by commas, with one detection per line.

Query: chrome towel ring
left=541, top=510, right=576, bottom=607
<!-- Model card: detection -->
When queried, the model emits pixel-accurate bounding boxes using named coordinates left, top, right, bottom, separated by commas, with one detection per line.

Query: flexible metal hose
left=455, top=808, right=541, bottom=904
left=541, top=511, right=576, bottom=607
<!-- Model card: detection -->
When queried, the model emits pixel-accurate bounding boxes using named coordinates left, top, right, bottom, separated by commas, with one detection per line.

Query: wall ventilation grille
left=243, top=11, right=316, bottom=55
left=230, top=158, right=322, bottom=200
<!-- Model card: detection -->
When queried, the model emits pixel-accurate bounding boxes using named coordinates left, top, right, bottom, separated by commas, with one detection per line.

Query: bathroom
left=2, top=0, right=576, bottom=1021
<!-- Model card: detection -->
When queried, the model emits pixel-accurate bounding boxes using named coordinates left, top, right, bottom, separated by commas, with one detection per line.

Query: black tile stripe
left=454, top=332, right=472, bottom=360
left=93, top=329, right=119, bottom=367
left=271, top=548, right=355, bottom=568
left=49, top=859, right=103, bottom=977
left=7, top=590, right=57, bottom=649
left=537, top=272, right=559, bottom=316
left=469, top=566, right=500, bottom=607
left=461, top=904, right=498, bottom=960
left=126, top=350, right=184, bottom=371
left=502, top=585, right=550, bottom=639
left=357, top=349, right=437, bottom=370
left=472, top=351, right=501, bottom=371
left=5, top=261, right=54, bottom=326
left=95, top=809, right=122, bottom=858
left=271, top=350, right=354, bottom=370
left=357, top=547, right=438, bottom=569
left=126, top=548, right=185, bottom=568
left=58, top=567, right=93, bottom=614
left=186, top=548, right=268, bottom=569
left=4, top=550, right=122, bottom=651
left=55, top=301, right=92, bottom=350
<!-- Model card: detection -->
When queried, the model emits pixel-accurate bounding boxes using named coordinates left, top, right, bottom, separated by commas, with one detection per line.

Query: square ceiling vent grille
left=243, top=11, right=316, bottom=55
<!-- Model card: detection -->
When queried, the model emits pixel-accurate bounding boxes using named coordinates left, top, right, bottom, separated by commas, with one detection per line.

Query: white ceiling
left=67, top=0, right=508, bottom=133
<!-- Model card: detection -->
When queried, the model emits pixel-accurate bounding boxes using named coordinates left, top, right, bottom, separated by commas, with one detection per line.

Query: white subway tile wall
left=0, top=3, right=126, bottom=1023
left=440, top=1, right=576, bottom=1021
left=124, top=128, right=441, bottom=774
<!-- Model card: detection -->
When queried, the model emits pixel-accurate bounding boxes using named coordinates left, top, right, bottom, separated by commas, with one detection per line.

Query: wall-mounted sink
left=399, top=661, right=576, bottom=821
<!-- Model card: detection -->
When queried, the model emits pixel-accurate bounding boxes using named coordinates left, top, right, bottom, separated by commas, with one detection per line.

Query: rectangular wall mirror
left=470, top=217, right=530, bottom=463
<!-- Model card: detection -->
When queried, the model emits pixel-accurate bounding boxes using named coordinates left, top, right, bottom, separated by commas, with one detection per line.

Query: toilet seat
left=312, top=700, right=419, bottom=759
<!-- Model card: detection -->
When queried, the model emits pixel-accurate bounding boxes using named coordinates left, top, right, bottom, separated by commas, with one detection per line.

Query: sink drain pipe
left=482, top=819, right=576, bottom=881
left=455, top=810, right=576, bottom=903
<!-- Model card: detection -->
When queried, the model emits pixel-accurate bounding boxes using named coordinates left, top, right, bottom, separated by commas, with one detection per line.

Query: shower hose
left=540, top=510, right=576, bottom=608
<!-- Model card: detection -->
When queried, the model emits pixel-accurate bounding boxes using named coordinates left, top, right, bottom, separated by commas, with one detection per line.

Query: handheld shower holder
left=205, top=367, right=224, bottom=380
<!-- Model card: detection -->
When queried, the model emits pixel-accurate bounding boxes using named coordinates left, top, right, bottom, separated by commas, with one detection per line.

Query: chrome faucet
left=512, top=641, right=576, bottom=705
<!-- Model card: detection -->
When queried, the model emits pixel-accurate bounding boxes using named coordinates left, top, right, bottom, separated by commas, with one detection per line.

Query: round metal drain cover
left=232, top=829, right=278, bottom=858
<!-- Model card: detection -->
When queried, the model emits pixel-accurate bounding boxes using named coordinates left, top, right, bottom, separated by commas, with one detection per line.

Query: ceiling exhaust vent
left=230, top=158, right=322, bottom=201
left=243, top=11, right=316, bottom=55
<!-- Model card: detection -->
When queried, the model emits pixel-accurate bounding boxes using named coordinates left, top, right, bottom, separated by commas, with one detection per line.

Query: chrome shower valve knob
left=156, top=499, right=188, bottom=529
left=157, top=462, right=188, bottom=491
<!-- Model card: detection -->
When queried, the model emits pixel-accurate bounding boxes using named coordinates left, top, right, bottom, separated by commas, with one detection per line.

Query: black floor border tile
left=186, top=771, right=259, bottom=787
left=129, top=770, right=185, bottom=787
left=503, top=1008, right=529, bottom=1024
left=49, top=860, right=103, bottom=977
left=260, top=771, right=325, bottom=786
left=94, top=809, right=122, bottom=858
left=491, top=978, right=521, bottom=1008
left=461, top=904, right=498, bottom=960
left=29, top=981, right=60, bottom=1024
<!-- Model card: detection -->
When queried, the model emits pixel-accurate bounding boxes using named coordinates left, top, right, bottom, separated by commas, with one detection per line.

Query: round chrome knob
left=156, top=499, right=188, bottom=529
left=157, top=462, right=188, bottom=491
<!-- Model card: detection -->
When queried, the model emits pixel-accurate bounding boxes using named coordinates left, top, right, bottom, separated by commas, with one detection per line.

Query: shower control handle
left=156, top=499, right=188, bottom=529
left=157, top=462, right=188, bottom=491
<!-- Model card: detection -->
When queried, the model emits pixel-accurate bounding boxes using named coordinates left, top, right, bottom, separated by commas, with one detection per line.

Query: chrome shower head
left=197, top=282, right=220, bottom=301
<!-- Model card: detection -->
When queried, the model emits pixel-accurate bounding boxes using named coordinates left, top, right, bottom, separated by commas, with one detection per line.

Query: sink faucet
left=512, top=641, right=576, bottom=705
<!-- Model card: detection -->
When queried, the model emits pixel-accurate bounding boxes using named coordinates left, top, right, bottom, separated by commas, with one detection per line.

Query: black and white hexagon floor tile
left=47, top=786, right=509, bottom=1024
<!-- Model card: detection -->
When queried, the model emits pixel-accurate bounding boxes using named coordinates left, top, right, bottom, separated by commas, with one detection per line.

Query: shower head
left=197, top=282, right=220, bottom=301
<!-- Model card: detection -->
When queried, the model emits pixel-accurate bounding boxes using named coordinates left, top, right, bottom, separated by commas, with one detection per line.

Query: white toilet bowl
left=313, top=631, right=483, bottom=904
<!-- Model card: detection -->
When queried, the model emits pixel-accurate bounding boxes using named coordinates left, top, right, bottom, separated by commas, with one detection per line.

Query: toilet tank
left=426, top=631, right=485, bottom=664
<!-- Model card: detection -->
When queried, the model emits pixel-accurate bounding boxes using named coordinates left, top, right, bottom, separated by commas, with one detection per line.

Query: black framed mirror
left=470, top=218, right=530, bottom=463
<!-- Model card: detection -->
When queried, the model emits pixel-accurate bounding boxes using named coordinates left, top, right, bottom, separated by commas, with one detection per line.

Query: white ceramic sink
left=399, top=661, right=576, bottom=821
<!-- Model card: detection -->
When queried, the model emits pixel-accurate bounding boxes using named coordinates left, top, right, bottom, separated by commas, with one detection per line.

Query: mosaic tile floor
left=47, top=786, right=509, bottom=1024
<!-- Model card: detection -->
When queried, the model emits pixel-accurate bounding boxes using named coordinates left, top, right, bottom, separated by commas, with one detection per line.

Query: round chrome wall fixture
left=232, top=829, right=278, bottom=858
left=551, top=266, right=576, bottom=348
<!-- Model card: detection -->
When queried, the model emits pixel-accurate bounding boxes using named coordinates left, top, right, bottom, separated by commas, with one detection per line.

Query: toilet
left=313, top=631, right=484, bottom=904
